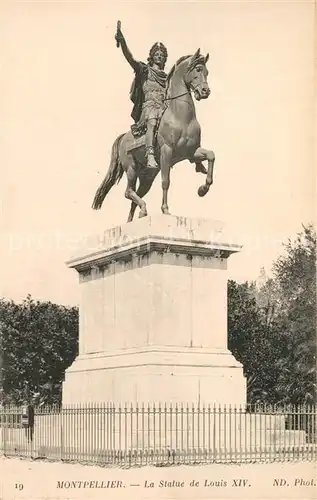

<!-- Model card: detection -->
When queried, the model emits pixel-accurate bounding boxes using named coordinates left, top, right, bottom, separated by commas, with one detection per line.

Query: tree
left=0, top=295, right=79, bottom=404
left=228, top=225, right=316, bottom=405
left=252, top=267, right=280, bottom=328
left=228, top=280, right=280, bottom=403
left=269, top=225, right=316, bottom=404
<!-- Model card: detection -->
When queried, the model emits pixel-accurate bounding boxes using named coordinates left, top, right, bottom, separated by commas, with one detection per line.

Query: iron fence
left=0, top=403, right=316, bottom=466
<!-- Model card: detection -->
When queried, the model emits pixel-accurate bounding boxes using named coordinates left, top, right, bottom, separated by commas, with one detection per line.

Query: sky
left=0, top=1, right=315, bottom=306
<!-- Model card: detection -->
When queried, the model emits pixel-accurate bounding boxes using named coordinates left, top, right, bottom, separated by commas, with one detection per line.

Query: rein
left=164, top=81, right=201, bottom=102
left=163, top=90, right=191, bottom=102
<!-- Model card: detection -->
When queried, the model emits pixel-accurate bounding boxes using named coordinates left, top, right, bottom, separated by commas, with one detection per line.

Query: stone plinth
left=62, top=215, right=246, bottom=406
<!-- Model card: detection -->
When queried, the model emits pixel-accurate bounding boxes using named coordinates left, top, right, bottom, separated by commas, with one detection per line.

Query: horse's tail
left=92, top=133, right=125, bottom=210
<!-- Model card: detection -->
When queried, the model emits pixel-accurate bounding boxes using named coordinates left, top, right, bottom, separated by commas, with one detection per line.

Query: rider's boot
left=145, top=146, right=158, bottom=169
left=145, top=120, right=159, bottom=169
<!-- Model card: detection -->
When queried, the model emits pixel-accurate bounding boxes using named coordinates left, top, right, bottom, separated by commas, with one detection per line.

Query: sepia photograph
left=0, top=1, right=316, bottom=499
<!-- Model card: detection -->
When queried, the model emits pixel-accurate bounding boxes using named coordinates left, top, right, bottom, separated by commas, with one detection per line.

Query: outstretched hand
left=115, top=20, right=124, bottom=47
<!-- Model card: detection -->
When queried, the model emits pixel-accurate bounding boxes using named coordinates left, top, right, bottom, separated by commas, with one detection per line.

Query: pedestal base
left=63, top=215, right=247, bottom=407
left=62, top=346, right=246, bottom=406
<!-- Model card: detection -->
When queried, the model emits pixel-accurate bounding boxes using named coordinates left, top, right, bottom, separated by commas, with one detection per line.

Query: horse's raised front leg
left=193, top=147, right=215, bottom=197
left=195, top=162, right=208, bottom=174
left=160, top=145, right=173, bottom=215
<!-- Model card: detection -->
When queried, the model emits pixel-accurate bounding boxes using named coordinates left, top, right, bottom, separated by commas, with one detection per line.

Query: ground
left=0, top=456, right=316, bottom=500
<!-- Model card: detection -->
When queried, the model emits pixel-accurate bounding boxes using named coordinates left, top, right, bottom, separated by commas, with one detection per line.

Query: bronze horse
left=92, top=49, right=215, bottom=222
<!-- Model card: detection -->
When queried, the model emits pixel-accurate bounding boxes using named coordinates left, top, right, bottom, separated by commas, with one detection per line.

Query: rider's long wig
left=147, top=42, right=168, bottom=67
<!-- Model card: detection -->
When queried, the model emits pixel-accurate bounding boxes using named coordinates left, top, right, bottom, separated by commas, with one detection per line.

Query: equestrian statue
left=92, top=21, right=215, bottom=222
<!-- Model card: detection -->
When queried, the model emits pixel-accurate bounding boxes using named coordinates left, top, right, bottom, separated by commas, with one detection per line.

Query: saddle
left=127, top=122, right=158, bottom=155
left=127, top=108, right=165, bottom=154
left=127, top=121, right=147, bottom=154
left=131, top=121, right=147, bottom=139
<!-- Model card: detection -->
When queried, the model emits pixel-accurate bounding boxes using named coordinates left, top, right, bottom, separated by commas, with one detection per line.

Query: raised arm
left=115, top=22, right=140, bottom=72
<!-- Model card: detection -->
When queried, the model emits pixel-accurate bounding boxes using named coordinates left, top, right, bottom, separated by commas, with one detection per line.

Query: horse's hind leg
left=125, top=165, right=147, bottom=222
left=128, top=170, right=158, bottom=222
left=137, top=171, right=159, bottom=218
left=160, top=145, right=173, bottom=215
left=126, top=169, right=137, bottom=222
left=127, top=201, right=137, bottom=223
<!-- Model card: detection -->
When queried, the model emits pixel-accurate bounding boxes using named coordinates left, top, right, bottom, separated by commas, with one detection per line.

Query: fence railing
left=0, top=403, right=316, bottom=466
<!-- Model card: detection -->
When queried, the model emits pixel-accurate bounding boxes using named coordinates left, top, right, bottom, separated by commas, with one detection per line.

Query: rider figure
left=115, top=23, right=168, bottom=169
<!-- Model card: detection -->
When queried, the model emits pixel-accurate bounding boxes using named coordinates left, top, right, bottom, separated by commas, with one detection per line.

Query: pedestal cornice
left=66, top=215, right=242, bottom=272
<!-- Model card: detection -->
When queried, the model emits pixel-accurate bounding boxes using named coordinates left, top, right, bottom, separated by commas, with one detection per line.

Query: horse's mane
left=166, top=55, right=191, bottom=84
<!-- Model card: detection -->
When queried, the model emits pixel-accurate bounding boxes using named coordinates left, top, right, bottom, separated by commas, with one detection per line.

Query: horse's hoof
left=139, top=209, right=148, bottom=218
left=198, top=185, right=209, bottom=197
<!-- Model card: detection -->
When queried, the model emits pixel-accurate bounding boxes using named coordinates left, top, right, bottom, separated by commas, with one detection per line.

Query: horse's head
left=184, top=48, right=210, bottom=101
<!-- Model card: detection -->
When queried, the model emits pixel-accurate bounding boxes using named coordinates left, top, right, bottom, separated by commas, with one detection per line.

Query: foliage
left=270, top=224, right=316, bottom=404
left=228, top=280, right=281, bottom=403
left=228, top=224, right=316, bottom=405
left=0, top=295, right=78, bottom=405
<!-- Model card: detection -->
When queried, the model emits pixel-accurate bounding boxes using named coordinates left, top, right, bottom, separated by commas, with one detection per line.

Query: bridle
left=163, top=61, right=207, bottom=102
left=163, top=81, right=205, bottom=102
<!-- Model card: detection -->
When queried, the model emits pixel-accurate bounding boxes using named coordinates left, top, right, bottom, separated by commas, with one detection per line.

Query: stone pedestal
left=62, top=215, right=247, bottom=406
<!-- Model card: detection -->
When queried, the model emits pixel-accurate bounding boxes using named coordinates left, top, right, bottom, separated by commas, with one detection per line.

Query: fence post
left=60, top=406, right=63, bottom=461
left=2, top=406, right=6, bottom=456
